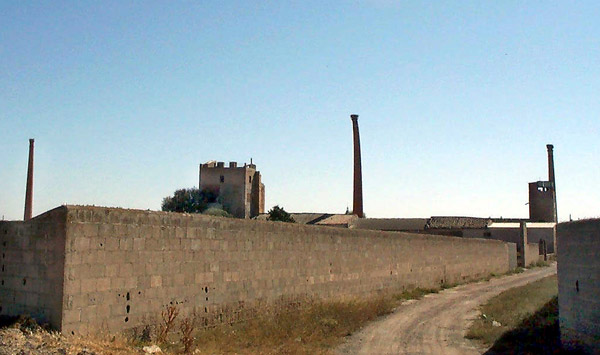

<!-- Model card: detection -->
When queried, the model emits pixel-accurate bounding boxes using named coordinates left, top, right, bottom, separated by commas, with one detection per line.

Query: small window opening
left=220, top=175, right=224, bottom=183
left=249, top=176, right=252, bottom=183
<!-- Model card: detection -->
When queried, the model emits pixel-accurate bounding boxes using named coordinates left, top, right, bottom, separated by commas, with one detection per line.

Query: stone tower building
left=199, top=161, right=265, bottom=218
left=528, top=144, right=557, bottom=222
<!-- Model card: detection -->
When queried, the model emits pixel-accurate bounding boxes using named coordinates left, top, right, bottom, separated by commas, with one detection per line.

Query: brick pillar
left=24, top=138, right=34, bottom=221
left=519, top=221, right=528, bottom=267
left=351, top=115, right=364, bottom=218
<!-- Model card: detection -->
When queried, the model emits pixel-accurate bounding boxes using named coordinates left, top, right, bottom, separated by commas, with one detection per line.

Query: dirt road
left=336, top=264, right=557, bottom=355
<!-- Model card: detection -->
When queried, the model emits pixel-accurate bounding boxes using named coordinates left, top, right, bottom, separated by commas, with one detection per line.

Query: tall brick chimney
left=24, top=138, right=34, bottom=221
left=351, top=114, right=364, bottom=218
left=547, top=144, right=555, bottom=185
left=547, top=144, right=557, bottom=222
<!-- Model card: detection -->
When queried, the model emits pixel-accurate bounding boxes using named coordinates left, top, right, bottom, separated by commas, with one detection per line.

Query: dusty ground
left=0, top=326, right=139, bottom=355
left=335, top=264, right=557, bottom=355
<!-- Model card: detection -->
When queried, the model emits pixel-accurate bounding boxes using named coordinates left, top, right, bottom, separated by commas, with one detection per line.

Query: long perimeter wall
left=1, top=206, right=515, bottom=335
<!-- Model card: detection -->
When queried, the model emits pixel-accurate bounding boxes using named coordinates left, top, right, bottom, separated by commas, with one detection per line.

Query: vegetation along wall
left=1, top=205, right=515, bottom=335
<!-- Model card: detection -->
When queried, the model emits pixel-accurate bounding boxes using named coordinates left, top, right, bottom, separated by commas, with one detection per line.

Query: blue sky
left=1, top=1, right=598, bottom=221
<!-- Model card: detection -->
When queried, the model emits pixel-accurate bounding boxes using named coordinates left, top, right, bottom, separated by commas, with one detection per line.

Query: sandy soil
left=335, top=264, right=557, bottom=355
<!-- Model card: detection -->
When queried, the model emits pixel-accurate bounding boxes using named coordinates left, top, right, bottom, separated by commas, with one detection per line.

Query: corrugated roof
left=427, top=216, right=491, bottom=229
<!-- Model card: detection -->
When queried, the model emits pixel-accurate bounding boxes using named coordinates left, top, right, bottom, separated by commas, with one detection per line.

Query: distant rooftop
left=351, top=218, right=428, bottom=231
left=255, top=213, right=357, bottom=227
left=427, top=216, right=491, bottom=229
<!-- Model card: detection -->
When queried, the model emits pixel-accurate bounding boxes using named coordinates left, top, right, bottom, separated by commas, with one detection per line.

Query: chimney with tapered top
left=351, top=114, right=364, bottom=218
left=24, top=138, right=34, bottom=221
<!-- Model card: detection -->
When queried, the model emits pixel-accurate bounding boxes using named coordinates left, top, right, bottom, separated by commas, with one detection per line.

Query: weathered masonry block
left=557, top=219, right=600, bottom=353
left=1, top=206, right=514, bottom=335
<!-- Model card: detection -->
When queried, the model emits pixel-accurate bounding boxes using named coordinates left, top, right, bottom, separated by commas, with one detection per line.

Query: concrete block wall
left=0, top=207, right=66, bottom=328
left=524, top=242, right=542, bottom=267
left=557, top=220, right=600, bottom=353
left=2, top=206, right=514, bottom=335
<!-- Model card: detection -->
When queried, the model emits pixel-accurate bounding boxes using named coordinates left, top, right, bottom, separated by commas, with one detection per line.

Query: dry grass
left=177, top=296, right=395, bottom=354
left=466, top=274, right=558, bottom=345
left=0, top=316, right=138, bottom=355
left=394, top=287, right=439, bottom=301
left=529, top=259, right=550, bottom=268
left=482, top=296, right=587, bottom=354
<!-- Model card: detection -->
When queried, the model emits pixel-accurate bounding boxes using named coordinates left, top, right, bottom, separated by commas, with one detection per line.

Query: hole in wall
left=23, top=278, right=26, bottom=286
left=205, top=287, right=208, bottom=293
left=0, top=306, right=2, bottom=313
left=126, top=292, right=130, bottom=301
left=71, top=331, right=75, bottom=335
left=1, top=265, right=4, bottom=272
left=1, top=280, right=3, bottom=286
left=125, top=317, right=129, bottom=322
left=100, top=243, right=103, bottom=247
left=126, top=305, right=130, bottom=313
left=576, top=280, right=579, bottom=292
left=205, top=297, right=208, bottom=301
left=138, top=291, right=141, bottom=295
left=204, top=307, right=208, bottom=313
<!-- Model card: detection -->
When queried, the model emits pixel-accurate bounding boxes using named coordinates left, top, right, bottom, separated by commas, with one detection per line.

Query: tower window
left=220, top=175, right=224, bottom=183
left=249, top=176, right=252, bottom=183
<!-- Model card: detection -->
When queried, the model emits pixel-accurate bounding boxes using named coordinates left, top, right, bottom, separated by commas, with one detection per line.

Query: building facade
left=199, top=161, right=265, bottom=218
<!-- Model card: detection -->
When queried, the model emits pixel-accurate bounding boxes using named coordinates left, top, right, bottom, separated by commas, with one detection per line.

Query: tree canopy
left=266, top=205, right=295, bottom=223
left=161, top=187, right=219, bottom=214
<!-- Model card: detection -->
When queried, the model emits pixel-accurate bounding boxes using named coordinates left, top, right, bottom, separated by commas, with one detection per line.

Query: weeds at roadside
left=530, top=260, right=550, bottom=268
left=157, top=304, right=179, bottom=343
left=482, top=296, right=585, bottom=354
left=183, top=296, right=397, bottom=354
left=466, top=275, right=558, bottom=346
left=393, top=287, right=438, bottom=301
left=179, top=316, right=196, bottom=354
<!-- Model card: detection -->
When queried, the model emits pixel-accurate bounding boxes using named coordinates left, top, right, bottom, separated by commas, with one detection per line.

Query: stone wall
left=557, top=219, right=600, bottom=353
left=2, top=205, right=514, bottom=335
left=524, top=242, right=542, bottom=267
left=0, top=207, right=66, bottom=327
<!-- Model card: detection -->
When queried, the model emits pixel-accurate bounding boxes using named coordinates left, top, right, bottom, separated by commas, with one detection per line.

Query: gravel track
left=336, top=264, right=557, bottom=355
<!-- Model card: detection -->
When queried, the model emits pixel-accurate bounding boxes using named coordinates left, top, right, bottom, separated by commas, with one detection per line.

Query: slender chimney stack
left=547, top=144, right=555, bottom=185
left=547, top=144, right=557, bottom=222
left=24, top=138, right=34, bottom=221
left=351, top=114, right=364, bottom=218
